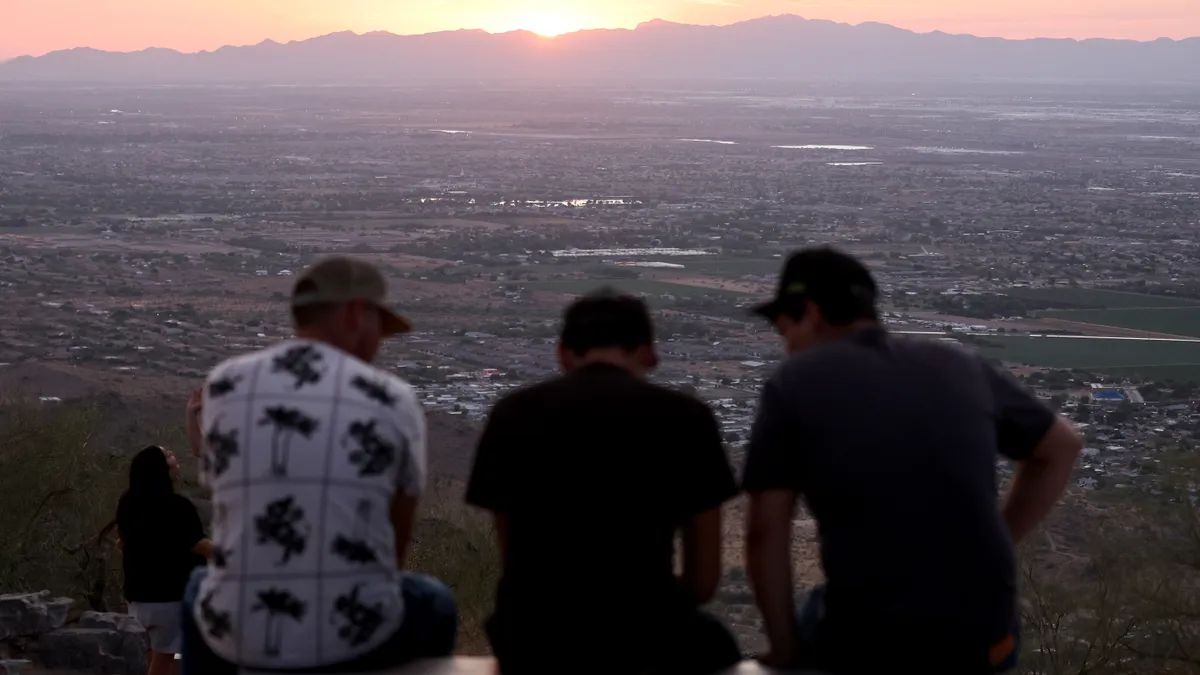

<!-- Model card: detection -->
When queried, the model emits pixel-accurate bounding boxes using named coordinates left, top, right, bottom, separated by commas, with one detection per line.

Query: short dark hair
left=560, top=288, right=655, bottom=356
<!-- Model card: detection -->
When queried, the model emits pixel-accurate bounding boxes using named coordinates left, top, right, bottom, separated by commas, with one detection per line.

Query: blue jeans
left=180, top=568, right=457, bottom=675
left=792, top=586, right=1021, bottom=674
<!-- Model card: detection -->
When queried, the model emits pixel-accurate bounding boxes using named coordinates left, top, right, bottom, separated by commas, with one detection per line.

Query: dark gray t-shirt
left=742, top=327, right=1055, bottom=648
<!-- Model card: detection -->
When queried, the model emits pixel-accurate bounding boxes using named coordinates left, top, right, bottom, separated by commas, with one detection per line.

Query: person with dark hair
left=99, top=446, right=212, bottom=675
left=743, top=247, right=1083, bottom=675
left=466, top=288, right=743, bottom=675
left=181, top=256, right=456, bottom=675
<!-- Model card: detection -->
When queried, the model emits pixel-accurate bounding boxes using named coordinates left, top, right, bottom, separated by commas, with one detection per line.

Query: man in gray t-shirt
left=743, top=247, right=1083, bottom=675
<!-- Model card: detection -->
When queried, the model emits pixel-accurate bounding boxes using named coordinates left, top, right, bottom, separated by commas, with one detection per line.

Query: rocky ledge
left=0, top=592, right=147, bottom=675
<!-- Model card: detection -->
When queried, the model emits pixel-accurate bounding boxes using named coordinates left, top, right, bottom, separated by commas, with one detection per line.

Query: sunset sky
left=4, top=0, right=1199, bottom=60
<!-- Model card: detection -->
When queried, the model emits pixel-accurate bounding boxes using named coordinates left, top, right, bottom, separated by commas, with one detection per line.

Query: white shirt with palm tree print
left=195, top=339, right=427, bottom=669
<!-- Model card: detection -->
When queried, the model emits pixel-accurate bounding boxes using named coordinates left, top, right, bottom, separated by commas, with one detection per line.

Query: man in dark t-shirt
left=743, top=248, right=1083, bottom=675
left=466, top=289, right=742, bottom=675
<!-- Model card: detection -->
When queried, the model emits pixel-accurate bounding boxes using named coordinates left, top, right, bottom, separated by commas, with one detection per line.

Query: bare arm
left=390, top=495, right=419, bottom=567
left=680, top=507, right=724, bottom=604
left=466, top=397, right=517, bottom=564
left=492, top=514, right=509, bottom=562
left=186, top=387, right=204, bottom=458
left=1003, top=416, right=1083, bottom=544
left=746, top=490, right=799, bottom=662
left=192, top=538, right=214, bottom=559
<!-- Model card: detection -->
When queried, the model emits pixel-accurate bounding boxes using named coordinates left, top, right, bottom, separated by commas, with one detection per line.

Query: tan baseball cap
left=291, top=256, right=412, bottom=336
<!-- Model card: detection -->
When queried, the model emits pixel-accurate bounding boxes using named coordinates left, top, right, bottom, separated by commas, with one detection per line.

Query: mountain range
left=2, top=15, right=1198, bottom=84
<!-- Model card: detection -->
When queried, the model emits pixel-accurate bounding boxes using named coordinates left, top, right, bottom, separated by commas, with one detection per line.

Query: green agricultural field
left=977, top=335, right=1200, bottom=382
left=1039, top=307, right=1200, bottom=338
left=1006, top=287, right=1200, bottom=309
left=679, top=259, right=784, bottom=277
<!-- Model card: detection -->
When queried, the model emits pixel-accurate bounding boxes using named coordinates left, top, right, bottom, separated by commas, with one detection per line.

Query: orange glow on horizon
left=2, top=0, right=1199, bottom=60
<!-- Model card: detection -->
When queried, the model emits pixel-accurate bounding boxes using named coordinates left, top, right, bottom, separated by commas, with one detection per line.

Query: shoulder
left=625, top=379, right=718, bottom=429
left=340, top=358, right=420, bottom=408
left=487, top=381, right=552, bottom=420
left=652, top=382, right=715, bottom=418
left=206, top=347, right=270, bottom=385
left=170, top=493, right=201, bottom=515
left=115, top=494, right=133, bottom=520
left=774, top=347, right=838, bottom=385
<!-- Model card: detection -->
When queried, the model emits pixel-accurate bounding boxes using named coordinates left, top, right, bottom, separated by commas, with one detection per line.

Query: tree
left=254, top=496, right=309, bottom=566
left=1018, top=453, right=1200, bottom=675
left=343, top=419, right=397, bottom=476
left=333, top=584, right=385, bottom=648
left=258, top=406, right=319, bottom=476
left=252, top=588, right=307, bottom=657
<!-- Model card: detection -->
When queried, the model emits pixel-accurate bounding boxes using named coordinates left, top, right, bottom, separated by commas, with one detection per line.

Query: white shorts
left=129, top=601, right=183, bottom=654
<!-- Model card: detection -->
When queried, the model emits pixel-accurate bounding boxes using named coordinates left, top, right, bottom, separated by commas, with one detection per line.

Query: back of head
left=560, top=288, right=655, bottom=357
left=126, top=445, right=174, bottom=500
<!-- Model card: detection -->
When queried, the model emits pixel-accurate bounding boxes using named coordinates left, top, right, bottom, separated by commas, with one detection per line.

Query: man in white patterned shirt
left=180, top=256, right=457, bottom=674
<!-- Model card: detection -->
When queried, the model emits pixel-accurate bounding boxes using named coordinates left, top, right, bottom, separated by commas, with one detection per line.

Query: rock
left=78, top=611, right=145, bottom=637
left=0, top=660, right=33, bottom=675
left=0, top=592, right=73, bottom=641
left=25, top=627, right=147, bottom=675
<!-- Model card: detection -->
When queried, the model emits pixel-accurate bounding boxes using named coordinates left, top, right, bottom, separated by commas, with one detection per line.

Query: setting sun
left=503, top=12, right=586, bottom=37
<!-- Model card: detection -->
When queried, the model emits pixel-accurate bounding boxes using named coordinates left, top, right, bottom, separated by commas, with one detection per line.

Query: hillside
left=2, top=15, right=1198, bottom=84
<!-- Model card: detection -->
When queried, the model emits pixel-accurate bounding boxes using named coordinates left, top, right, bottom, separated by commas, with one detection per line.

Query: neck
left=571, top=349, right=647, bottom=377
left=824, top=319, right=880, bottom=342
left=294, top=327, right=341, bottom=350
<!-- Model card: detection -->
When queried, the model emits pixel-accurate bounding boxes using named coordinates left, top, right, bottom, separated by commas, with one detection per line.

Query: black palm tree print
left=350, top=375, right=397, bottom=408
left=254, top=496, right=309, bottom=566
left=331, top=584, right=385, bottom=648
left=199, top=590, right=233, bottom=641
left=272, top=344, right=326, bottom=390
left=204, top=420, right=239, bottom=478
left=207, top=374, right=244, bottom=398
left=211, top=545, right=233, bottom=569
left=252, top=588, right=307, bottom=657
left=330, top=499, right=377, bottom=564
left=258, top=406, right=319, bottom=477
left=342, top=420, right=396, bottom=477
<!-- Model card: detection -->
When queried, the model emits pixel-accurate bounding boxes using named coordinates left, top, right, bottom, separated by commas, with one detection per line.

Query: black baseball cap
left=751, top=247, right=878, bottom=322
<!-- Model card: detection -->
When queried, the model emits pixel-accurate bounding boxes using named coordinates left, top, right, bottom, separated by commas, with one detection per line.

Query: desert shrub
left=408, top=477, right=502, bottom=654
left=1017, top=455, right=1200, bottom=675
left=0, top=400, right=127, bottom=609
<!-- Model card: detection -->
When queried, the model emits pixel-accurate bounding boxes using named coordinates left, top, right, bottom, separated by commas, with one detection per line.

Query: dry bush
left=0, top=399, right=127, bottom=609
left=1018, top=459, right=1200, bottom=675
left=408, top=477, right=502, bottom=655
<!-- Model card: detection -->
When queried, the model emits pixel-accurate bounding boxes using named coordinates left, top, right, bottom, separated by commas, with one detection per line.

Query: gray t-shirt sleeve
left=981, top=358, right=1057, bottom=462
left=742, top=376, right=803, bottom=493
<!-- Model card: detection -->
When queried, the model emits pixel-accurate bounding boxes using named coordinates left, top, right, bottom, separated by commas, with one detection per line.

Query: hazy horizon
left=4, top=0, right=1200, bottom=60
